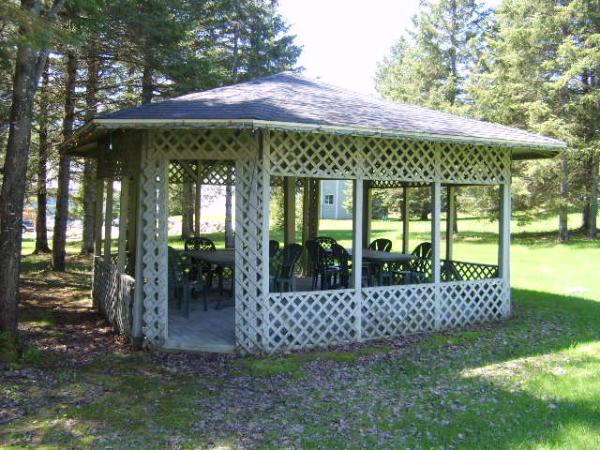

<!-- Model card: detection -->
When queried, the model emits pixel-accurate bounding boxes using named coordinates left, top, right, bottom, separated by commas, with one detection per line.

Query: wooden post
left=352, top=177, right=363, bottom=339
left=94, top=177, right=104, bottom=256
left=308, top=178, right=320, bottom=239
left=362, top=180, right=372, bottom=247
left=402, top=186, right=409, bottom=254
left=499, top=181, right=511, bottom=315
left=103, top=180, right=114, bottom=263
left=131, top=133, right=149, bottom=345
left=446, top=185, right=455, bottom=261
left=260, top=131, right=271, bottom=348
left=117, top=178, right=129, bottom=270
left=126, top=174, right=138, bottom=276
left=283, top=176, right=296, bottom=245
left=432, top=182, right=442, bottom=329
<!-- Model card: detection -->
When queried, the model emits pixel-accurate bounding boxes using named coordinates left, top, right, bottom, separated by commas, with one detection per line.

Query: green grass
left=3, top=212, right=600, bottom=448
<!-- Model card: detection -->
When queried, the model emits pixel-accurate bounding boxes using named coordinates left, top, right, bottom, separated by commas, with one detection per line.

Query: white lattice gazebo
left=66, top=72, right=565, bottom=354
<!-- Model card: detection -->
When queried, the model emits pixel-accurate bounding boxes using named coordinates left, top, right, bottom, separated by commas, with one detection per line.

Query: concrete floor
left=165, top=294, right=235, bottom=353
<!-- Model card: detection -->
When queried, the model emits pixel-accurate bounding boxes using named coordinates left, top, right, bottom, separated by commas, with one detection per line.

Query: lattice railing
left=362, top=284, right=436, bottom=339
left=92, top=257, right=135, bottom=335
left=438, top=279, right=508, bottom=329
left=441, top=260, right=499, bottom=281
left=266, top=290, right=359, bottom=352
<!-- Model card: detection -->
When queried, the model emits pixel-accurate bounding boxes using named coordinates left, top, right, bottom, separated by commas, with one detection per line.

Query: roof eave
left=64, top=118, right=566, bottom=158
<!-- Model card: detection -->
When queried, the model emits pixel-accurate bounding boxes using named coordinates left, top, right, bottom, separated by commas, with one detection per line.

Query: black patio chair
left=368, top=238, right=393, bottom=284
left=168, top=246, right=208, bottom=316
left=184, top=236, right=224, bottom=294
left=390, top=242, right=433, bottom=285
left=368, top=238, right=392, bottom=252
left=331, top=243, right=351, bottom=289
left=269, top=240, right=280, bottom=258
left=305, top=239, right=340, bottom=290
left=270, top=243, right=304, bottom=292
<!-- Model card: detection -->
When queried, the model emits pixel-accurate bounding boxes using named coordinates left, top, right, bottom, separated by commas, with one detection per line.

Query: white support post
left=362, top=180, right=372, bottom=246
left=131, top=136, right=148, bottom=345
left=283, top=176, right=296, bottom=245
left=103, top=180, right=114, bottom=263
left=261, top=131, right=271, bottom=349
left=499, top=181, right=511, bottom=315
left=432, top=182, right=442, bottom=328
left=446, top=185, right=455, bottom=262
left=117, top=178, right=130, bottom=271
left=352, top=178, right=364, bottom=340
left=402, top=186, right=410, bottom=254
left=94, top=178, right=104, bottom=257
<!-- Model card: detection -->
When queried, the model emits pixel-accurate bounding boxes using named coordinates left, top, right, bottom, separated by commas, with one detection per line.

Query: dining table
left=346, top=248, right=417, bottom=286
left=181, top=249, right=236, bottom=304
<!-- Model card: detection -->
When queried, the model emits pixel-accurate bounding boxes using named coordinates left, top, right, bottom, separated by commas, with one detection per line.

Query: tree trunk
left=81, top=46, right=100, bottom=254
left=181, top=181, right=193, bottom=240
left=0, top=0, right=65, bottom=335
left=559, top=153, right=569, bottom=242
left=52, top=50, right=77, bottom=271
left=420, top=202, right=429, bottom=221
left=141, top=54, right=153, bottom=104
left=225, top=185, right=234, bottom=248
left=34, top=58, right=51, bottom=254
left=588, top=151, right=598, bottom=239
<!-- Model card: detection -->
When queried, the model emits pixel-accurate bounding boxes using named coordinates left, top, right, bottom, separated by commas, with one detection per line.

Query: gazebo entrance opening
left=166, top=159, right=237, bottom=352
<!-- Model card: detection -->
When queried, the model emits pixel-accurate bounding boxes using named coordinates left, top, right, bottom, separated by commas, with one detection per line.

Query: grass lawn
left=2, top=212, right=600, bottom=448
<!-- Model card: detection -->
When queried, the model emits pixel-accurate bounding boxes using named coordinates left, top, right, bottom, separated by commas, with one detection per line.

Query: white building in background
left=320, top=180, right=352, bottom=219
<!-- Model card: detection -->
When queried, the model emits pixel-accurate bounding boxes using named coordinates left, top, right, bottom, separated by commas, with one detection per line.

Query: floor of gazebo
left=165, top=288, right=236, bottom=352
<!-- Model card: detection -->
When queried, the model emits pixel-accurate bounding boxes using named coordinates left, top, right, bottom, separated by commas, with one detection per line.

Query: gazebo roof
left=69, top=72, right=565, bottom=158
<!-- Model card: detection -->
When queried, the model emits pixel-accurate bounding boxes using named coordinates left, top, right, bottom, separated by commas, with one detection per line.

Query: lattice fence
left=93, top=257, right=135, bottom=335
left=269, top=130, right=511, bottom=184
left=266, top=290, right=359, bottom=352
left=437, top=279, right=508, bottom=329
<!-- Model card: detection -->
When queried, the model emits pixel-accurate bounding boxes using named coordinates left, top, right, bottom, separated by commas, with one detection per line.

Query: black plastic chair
left=168, top=247, right=208, bottom=316
left=305, top=239, right=340, bottom=290
left=331, top=243, right=351, bottom=288
left=392, top=242, right=433, bottom=284
left=184, top=236, right=224, bottom=293
left=367, top=238, right=393, bottom=284
left=269, top=240, right=280, bottom=259
left=368, top=238, right=392, bottom=252
left=271, top=243, right=304, bottom=292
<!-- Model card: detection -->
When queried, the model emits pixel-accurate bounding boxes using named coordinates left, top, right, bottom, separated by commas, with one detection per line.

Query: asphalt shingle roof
left=98, top=72, right=564, bottom=150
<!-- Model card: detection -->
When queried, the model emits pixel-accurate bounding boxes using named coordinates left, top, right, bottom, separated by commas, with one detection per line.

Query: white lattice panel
left=437, top=279, right=508, bottom=329
left=139, top=135, right=169, bottom=347
left=151, top=129, right=257, bottom=160
left=234, top=156, right=267, bottom=353
left=438, top=143, right=510, bottom=184
left=269, top=131, right=363, bottom=179
left=266, top=290, right=358, bottom=352
left=362, top=284, right=436, bottom=339
left=269, top=130, right=511, bottom=184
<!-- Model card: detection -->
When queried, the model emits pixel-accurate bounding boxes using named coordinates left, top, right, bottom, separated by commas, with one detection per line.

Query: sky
left=278, top=0, right=501, bottom=95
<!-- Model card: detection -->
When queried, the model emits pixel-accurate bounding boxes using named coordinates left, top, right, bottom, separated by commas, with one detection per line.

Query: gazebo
left=65, top=72, right=565, bottom=354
